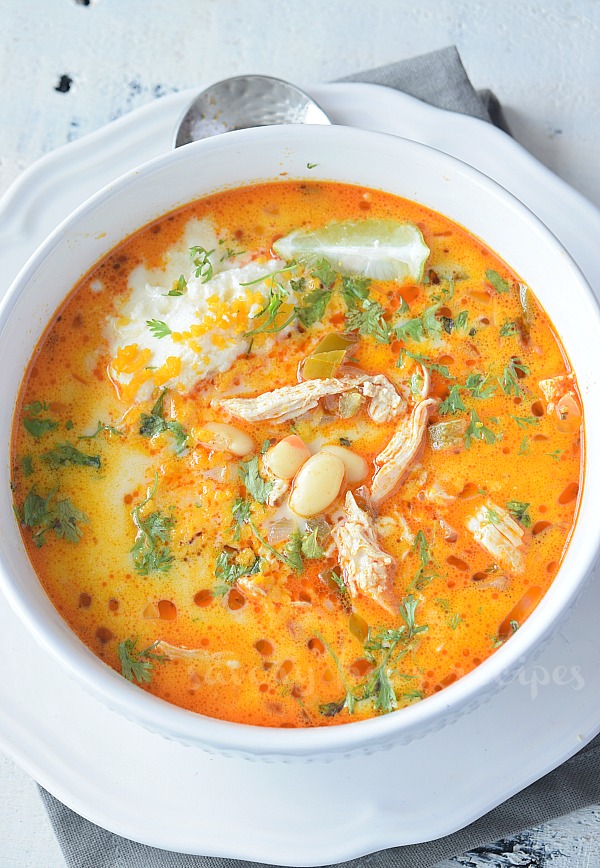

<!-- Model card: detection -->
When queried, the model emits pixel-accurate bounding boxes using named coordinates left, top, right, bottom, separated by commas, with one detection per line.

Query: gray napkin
left=37, top=45, right=599, bottom=868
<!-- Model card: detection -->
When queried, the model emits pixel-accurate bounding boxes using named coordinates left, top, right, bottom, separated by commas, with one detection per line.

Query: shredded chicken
left=218, top=374, right=407, bottom=425
left=538, top=373, right=576, bottom=414
left=331, top=491, right=397, bottom=615
left=361, top=374, right=407, bottom=422
left=370, top=397, right=440, bottom=505
left=155, top=640, right=240, bottom=666
left=259, top=457, right=290, bottom=507
left=466, top=501, right=525, bottom=573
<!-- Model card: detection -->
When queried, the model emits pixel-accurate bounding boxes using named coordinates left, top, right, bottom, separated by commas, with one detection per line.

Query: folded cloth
left=38, top=44, right=599, bottom=868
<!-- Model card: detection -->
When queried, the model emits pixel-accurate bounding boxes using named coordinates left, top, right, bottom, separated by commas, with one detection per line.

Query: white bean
left=289, top=452, right=345, bottom=517
left=263, top=435, right=311, bottom=479
left=319, top=444, right=368, bottom=483
left=197, top=422, right=254, bottom=457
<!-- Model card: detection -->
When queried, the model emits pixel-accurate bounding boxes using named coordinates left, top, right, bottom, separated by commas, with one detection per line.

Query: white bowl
left=0, top=124, right=598, bottom=760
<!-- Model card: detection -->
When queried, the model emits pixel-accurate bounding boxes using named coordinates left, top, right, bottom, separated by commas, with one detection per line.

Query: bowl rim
left=1, top=122, right=599, bottom=758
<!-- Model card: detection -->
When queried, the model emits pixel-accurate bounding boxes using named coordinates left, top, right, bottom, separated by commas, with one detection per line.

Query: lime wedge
left=273, top=220, right=430, bottom=283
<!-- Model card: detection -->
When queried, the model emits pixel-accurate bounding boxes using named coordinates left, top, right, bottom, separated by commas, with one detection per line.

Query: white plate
left=0, top=83, right=599, bottom=866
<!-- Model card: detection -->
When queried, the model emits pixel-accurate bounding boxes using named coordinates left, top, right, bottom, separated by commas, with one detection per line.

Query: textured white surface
left=1, top=0, right=599, bottom=866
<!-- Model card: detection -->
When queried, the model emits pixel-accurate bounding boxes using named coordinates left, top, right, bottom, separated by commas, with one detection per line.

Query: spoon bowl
left=173, top=74, right=331, bottom=147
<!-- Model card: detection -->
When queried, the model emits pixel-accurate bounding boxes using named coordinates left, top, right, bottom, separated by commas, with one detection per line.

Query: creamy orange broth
left=12, top=181, right=583, bottom=727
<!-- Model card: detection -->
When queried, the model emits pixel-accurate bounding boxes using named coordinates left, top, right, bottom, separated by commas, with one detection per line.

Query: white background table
left=1, top=1, right=599, bottom=866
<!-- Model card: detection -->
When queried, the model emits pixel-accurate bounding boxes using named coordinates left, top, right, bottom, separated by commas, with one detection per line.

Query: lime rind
left=273, top=220, right=430, bottom=283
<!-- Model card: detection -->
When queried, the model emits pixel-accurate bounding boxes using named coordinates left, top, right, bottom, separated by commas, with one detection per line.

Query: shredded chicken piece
left=361, top=374, right=407, bottom=422
left=155, top=641, right=239, bottom=666
left=331, top=491, right=397, bottom=615
left=370, top=397, right=440, bottom=505
left=218, top=374, right=407, bottom=425
left=538, top=373, right=576, bottom=414
left=466, top=501, right=525, bottom=573
left=259, top=457, right=290, bottom=507
left=439, top=517, right=459, bottom=542
left=419, top=363, right=431, bottom=398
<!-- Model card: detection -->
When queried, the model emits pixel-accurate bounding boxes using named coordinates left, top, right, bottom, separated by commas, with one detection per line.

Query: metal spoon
left=173, top=74, right=331, bottom=147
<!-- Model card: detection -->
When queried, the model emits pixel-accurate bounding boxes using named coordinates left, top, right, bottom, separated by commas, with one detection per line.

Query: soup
left=11, top=181, right=583, bottom=727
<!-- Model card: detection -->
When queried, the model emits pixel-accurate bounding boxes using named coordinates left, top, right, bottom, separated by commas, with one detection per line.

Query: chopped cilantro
left=464, top=409, right=497, bottom=448
left=510, top=415, right=539, bottom=428
left=20, top=486, right=88, bottom=547
left=23, top=406, right=58, bottom=438
left=506, top=500, right=532, bottom=528
left=485, top=269, right=510, bottom=293
left=146, top=319, right=172, bottom=339
left=499, top=358, right=530, bottom=397
left=189, top=245, right=214, bottom=282
left=499, top=319, right=518, bottom=338
left=79, top=421, right=123, bottom=439
left=41, top=441, right=101, bottom=469
left=165, top=274, right=187, bottom=296
left=130, top=474, right=175, bottom=575
left=464, top=372, right=496, bottom=399
left=118, top=638, right=166, bottom=684
left=139, top=389, right=188, bottom=454
left=238, top=456, right=273, bottom=504
left=439, top=384, right=467, bottom=415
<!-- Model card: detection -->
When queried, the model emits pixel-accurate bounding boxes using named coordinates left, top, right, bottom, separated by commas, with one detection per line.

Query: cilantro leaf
left=41, top=441, right=101, bottom=469
left=146, top=319, right=172, bottom=339
left=485, top=269, right=510, bottom=293
left=506, top=500, right=532, bottom=528
left=165, top=274, right=187, bottom=296
left=22, top=402, right=58, bottom=438
left=79, top=421, right=123, bottom=439
left=464, top=372, right=496, bottom=400
left=190, top=245, right=214, bottom=282
left=214, top=550, right=261, bottom=593
left=439, top=384, right=467, bottom=415
left=295, top=288, right=332, bottom=328
left=118, top=638, right=166, bottom=684
left=238, top=456, right=273, bottom=504
left=464, top=409, right=498, bottom=448
left=20, top=486, right=88, bottom=547
left=139, top=389, right=188, bottom=454
left=499, top=358, right=530, bottom=397
left=130, top=474, right=175, bottom=575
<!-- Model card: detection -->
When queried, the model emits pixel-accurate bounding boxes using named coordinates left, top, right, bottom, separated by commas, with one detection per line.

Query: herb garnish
left=19, top=486, right=88, bottom=547
left=510, top=415, right=539, bottom=429
left=214, top=550, right=261, bottom=595
left=464, top=372, right=497, bottom=400
left=165, top=274, right=187, bottom=296
left=485, top=269, right=510, bottom=294
left=397, top=349, right=454, bottom=379
left=41, top=441, right=101, bottom=469
left=118, top=638, right=166, bottom=684
left=506, top=500, right=532, bottom=528
left=499, top=358, right=530, bottom=397
left=439, top=384, right=467, bottom=415
left=130, top=473, right=175, bottom=575
left=146, top=319, right=172, bottom=339
left=464, top=409, right=497, bottom=448
left=139, top=389, right=188, bottom=454
left=22, top=402, right=58, bottom=438
left=190, top=245, right=214, bottom=282
left=499, top=319, right=518, bottom=338
left=79, top=421, right=123, bottom=439
left=238, top=456, right=273, bottom=504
